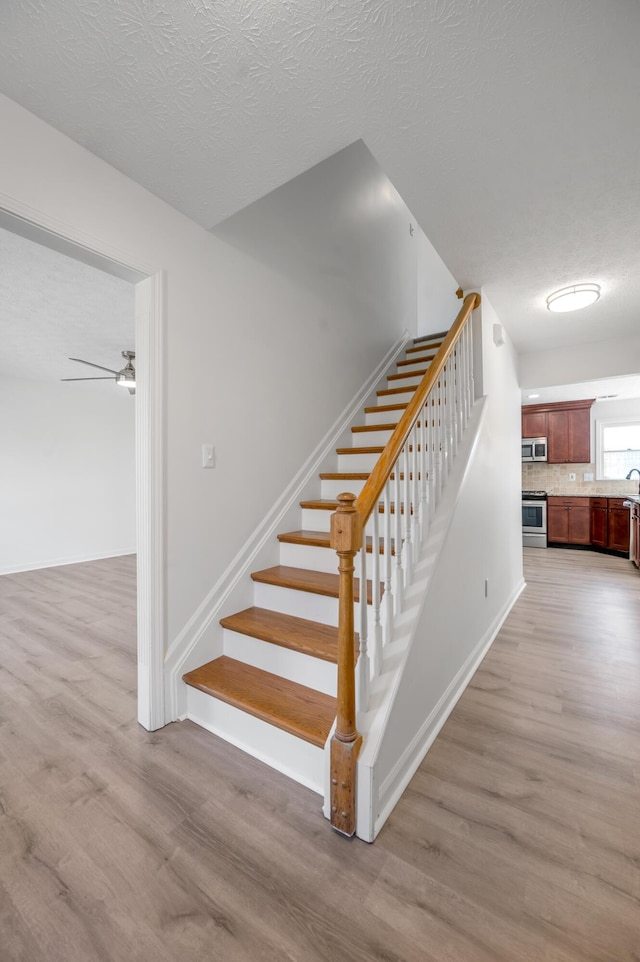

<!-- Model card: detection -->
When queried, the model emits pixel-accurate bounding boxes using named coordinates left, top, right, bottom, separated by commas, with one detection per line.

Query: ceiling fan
left=61, top=350, right=136, bottom=395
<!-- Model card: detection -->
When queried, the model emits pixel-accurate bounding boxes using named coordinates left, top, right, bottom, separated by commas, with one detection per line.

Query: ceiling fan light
left=546, top=283, right=600, bottom=313
left=116, top=374, right=136, bottom=388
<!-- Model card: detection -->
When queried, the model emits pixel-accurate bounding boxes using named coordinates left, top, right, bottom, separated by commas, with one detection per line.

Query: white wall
left=0, top=99, right=462, bottom=657
left=372, top=293, right=523, bottom=823
left=519, top=333, right=640, bottom=389
left=416, top=229, right=460, bottom=337
left=0, top=378, right=135, bottom=573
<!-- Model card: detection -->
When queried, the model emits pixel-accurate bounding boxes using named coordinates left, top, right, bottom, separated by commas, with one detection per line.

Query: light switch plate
left=584, top=472, right=594, bottom=481
left=202, top=444, right=215, bottom=469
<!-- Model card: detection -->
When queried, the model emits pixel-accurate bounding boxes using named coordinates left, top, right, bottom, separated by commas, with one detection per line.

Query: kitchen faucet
left=625, top=467, right=640, bottom=494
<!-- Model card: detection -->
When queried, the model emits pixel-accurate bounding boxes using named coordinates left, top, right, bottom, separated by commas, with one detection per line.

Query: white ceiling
left=0, top=227, right=134, bottom=385
left=521, top=375, right=640, bottom=407
left=0, top=1, right=639, bottom=361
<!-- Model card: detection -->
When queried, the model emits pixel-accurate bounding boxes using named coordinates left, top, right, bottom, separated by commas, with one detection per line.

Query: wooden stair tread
left=396, top=355, right=436, bottom=367
left=319, top=472, right=370, bottom=480
left=364, top=402, right=408, bottom=413
left=412, top=331, right=448, bottom=344
left=183, top=656, right=336, bottom=747
left=278, top=530, right=396, bottom=554
left=377, top=386, right=417, bottom=397
left=251, top=565, right=381, bottom=603
left=336, top=445, right=384, bottom=455
left=352, top=423, right=397, bottom=433
left=220, top=606, right=356, bottom=662
left=387, top=369, right=428, bottom=381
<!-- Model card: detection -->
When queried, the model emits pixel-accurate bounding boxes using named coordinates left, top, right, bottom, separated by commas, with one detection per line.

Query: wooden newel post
left=329, top=492, right=363, bottom=837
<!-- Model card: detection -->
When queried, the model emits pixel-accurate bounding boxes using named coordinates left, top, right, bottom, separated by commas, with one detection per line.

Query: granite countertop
left=549, top=493, right=640, bottom=501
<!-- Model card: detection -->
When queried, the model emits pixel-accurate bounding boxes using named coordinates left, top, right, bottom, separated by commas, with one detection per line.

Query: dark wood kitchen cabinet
left=608, top=498, right=630, bottom=553
left=521, top=409, right=547, bottom=439
left=522, top=399, right=594, bottom=463
left=548, top=497, right=591, bottom=545
left=631, top=501, right=640, bottom=568
left=547, top=404, right=592, bottom=463
left=590, top=498, right=608, bottom=548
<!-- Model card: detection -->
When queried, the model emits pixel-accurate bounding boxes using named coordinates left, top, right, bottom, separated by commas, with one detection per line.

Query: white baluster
left=382, top=482, right=393, bottom=647
left=393, top=461, right=404, bottom=612
left=411, top=421, right=420, bottom=563
left=460, top=325, right=467, bottom=424
left=370, top=507, right=382, bottom=677
left=356, top=546, right=370, bottom=712
left=467, top=320, right=475, bottom=405
left=464, top=324, right=472, bottom=423
left=428, top=392, right=436, bottom=519
left=442, top=362, right=451, bottom=482
left=455, top=342, right=464, bottom=442
left=435, top=380, right=443, bottom=503
left=402, top=445, right=412, bottom=585
left=419, top=399, right=429, bottom=545
left=448, top=355, right=458, bottom=459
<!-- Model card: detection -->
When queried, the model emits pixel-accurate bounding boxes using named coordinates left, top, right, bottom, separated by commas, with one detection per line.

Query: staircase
left=182, top=331, right=448, bottom=792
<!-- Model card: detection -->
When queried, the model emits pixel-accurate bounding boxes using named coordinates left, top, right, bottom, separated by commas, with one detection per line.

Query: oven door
left=522, top=500, right=547, bottom=547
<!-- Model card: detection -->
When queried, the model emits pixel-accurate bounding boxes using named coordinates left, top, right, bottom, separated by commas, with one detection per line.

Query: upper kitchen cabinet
left=522, top=409, right=548, bottom=439
left=522, top=399, right=595, bottom=464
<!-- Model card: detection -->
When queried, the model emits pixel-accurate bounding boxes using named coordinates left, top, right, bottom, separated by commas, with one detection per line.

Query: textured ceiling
left=0, top=1, right=639, bottom=357
left=0, top=227, right=134, bottom=385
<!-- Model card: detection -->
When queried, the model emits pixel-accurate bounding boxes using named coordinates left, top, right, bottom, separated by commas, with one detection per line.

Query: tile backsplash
left=522, top=462, right=637, bottom=496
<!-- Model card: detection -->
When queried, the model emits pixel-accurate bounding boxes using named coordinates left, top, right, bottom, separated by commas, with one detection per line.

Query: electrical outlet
left=569, top=472, right=576, bottom=481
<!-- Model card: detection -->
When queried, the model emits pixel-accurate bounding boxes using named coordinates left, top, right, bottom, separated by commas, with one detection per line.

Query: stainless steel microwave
left=522, top=437, right=547, bottom=462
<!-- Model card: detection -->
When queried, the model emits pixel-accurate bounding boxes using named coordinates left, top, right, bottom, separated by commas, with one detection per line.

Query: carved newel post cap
left=330, top=493, right=361, bottom=553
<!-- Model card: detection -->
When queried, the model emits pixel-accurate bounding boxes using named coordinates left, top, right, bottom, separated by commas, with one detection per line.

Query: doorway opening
left=0, top=207, right=164, bottom=731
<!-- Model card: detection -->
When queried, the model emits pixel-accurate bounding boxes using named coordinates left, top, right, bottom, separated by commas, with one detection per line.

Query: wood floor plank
left=1, top=548, right=639, bottom=960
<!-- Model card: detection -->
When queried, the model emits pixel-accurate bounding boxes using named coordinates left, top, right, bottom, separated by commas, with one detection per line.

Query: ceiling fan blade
left=61, top=376, right=116, bottom=381
left=68, top=357, right=120, bottom=375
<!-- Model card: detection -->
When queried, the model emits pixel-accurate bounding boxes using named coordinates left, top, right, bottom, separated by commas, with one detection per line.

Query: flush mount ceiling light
left=546, top=283, right=600, bottom=313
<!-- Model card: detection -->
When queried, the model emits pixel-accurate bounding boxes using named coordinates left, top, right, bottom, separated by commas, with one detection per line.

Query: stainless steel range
left=522, top=490, right=547, bottom=548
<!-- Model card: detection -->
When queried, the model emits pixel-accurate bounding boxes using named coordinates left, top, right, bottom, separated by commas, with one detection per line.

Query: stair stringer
left=164, top=329, right=411, bottom=723
left=339, top=397, right=523, bottom=841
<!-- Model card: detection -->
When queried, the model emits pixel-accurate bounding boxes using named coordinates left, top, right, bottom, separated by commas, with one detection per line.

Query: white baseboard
left=164, top=329, right=411, bottom=722
left=369, top=575, right=525, bottom=841
left=0, top=547, right=136, bottom=576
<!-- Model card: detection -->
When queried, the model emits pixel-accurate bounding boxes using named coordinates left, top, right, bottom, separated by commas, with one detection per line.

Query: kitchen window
left=595, top=417, right=640, bottom=479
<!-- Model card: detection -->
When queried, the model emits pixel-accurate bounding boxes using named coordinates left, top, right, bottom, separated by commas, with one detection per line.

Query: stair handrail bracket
left=328, top=291, right=481, bottom=837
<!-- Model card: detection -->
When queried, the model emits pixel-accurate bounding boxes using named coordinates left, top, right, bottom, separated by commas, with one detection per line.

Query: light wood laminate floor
left=0, top=549, right=639, bottom=961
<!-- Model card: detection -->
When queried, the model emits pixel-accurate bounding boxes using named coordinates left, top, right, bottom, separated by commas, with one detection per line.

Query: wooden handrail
left=353, top=292, right=481, bottom=532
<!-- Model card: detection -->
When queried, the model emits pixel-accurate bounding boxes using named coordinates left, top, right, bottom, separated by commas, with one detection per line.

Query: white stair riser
left=338, top=452, right=380, bottom=472
left=365, top=408, right=405, bottom=426
left=397, top=357, right=434, bottom=374
left=186, top=687, right=326, bottom=794
left=252, top=581, right=380, bottom=635
left=387, top=373, right=423, bottom=389
left=351, top=428, right=394, bottom=447
left=253, top=580, right=339, bottom=625
left=223, top=628, right=337, bottom=697
left=279, top=541, right=398, bottom=582
left=377, top=390, right=415, bottom=406
left=301, top=508, right=333, bottom=531
left=301, top=506, right=412, bottom=531
left=279, top=541, right=340, bottom=575
left=321, top=478, right=367, bottom=499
